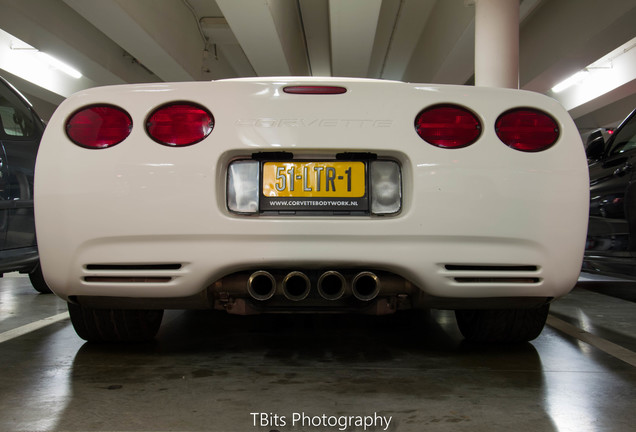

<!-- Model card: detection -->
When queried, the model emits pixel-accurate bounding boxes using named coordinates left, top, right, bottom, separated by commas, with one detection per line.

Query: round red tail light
left=146, top=103, right=213, bottom=147
left=66, top=105, right=132, bottom=149
left=496, top=108, right=559, bottom=152
left=415, top=105, right=481, bottom=148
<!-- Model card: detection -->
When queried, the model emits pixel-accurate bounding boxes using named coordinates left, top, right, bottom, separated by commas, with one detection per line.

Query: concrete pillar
left=473, top=0, right=519, bottom=88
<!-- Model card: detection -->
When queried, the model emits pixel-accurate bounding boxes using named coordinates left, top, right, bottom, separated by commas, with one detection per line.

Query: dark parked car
left=585, top=108, right=636, bottom=278
left=0, top=76, right=50, bottom=293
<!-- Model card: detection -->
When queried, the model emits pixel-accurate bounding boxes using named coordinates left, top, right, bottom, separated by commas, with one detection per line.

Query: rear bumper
left=36, top=150, right=588, bottom=305
left=34, top=80, right=589, bottom=311
left=44, top=229, right=581, bottom=308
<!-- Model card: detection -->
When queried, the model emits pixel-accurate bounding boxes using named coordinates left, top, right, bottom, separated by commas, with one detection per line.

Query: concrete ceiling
left=0, top=0, right=635, bottom=133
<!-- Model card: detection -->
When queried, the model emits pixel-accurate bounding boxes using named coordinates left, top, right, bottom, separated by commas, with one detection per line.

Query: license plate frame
left=260, top=160, right=368, bottom=212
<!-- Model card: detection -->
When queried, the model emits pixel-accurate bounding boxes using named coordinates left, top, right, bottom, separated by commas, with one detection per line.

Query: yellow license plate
left=263, top=161, right=366, bottom=198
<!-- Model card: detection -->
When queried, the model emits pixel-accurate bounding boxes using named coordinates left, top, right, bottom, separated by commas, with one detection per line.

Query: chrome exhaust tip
left=282, top=271, right=311, bottom=301
left=317, top=271, right=346, bottom=300
left=247, top=271, right=276, bottom=301
left=352, top=271, right=381, bottom=301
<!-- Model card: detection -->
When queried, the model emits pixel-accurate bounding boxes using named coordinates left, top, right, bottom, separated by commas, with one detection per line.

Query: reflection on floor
left=0, top=273, right=634, bottom=432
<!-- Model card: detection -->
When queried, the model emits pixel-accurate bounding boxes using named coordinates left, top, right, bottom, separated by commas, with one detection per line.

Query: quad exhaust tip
left=248, top=270, right=381, bottom=302
left=247, top=271, right=276, bottom=301
left=282, top=271, right=311, bottom=301
left=317, top=271, right=347, bottom=300
left=352, top=271, right=381, bottom=301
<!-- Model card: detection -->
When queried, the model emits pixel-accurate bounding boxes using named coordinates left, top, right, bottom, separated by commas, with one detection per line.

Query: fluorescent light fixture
left=549, top=36, right=636, bottom=115
left=37, top=52, right=82, bottom=79
left=551, top=70, right=589, bottom=93
left=0, top=28, right=84, bottom=97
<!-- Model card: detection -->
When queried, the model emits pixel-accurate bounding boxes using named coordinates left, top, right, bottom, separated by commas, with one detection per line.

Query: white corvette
left=34, top=77, right=588, bottom=343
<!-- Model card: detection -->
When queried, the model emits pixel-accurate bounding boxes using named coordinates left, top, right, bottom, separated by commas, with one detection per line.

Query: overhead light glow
left=551, top=70, right=589, bottom=93
left=37, top=52, right=82, bottom=79
left=549, top=36, right=636, bottom=113
left=0, top=28, right=84, bottom=97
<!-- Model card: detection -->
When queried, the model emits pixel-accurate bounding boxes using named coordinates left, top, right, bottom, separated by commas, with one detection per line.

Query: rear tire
left=68, top=302, right=163, bottom=342
left=28, top=263, right=52, bottom=294
left=455, top=304, right=550, bottom=343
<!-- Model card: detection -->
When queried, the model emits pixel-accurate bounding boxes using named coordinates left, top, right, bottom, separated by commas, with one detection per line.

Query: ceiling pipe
left=470, top=0, right=519, bottom=88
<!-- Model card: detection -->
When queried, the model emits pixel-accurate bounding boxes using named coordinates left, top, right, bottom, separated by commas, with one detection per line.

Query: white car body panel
left=34, top=78, right=589, bottom=312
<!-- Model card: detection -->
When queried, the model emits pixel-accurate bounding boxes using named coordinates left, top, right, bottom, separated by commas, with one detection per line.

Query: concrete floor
left=0, top=273, right=635, bottom=432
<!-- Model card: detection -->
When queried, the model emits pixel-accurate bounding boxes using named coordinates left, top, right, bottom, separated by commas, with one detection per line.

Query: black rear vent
left=86, top=264, right=182, bottom=271
left=442, top=264, right=541, bottom=285
left=454, top=277, right=541, bottom=284
left=83, top=263, right=184, bottom=284
left=444, top=265, right=538, bottom=272
left=84, top=276, right=172, bottom=283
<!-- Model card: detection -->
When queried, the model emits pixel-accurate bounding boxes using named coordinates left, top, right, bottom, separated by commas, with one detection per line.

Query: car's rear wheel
left=28, top=263, right=52, bottom=294
left=67, top=302, right=163, bottom=342
left=455, top=304, right=550, bottom=343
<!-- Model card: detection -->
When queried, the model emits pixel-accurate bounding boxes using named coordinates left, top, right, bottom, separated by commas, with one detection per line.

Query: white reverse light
left=370, top=161, right=402, bottom=215
left=227, top=161, right=259, bottom=214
